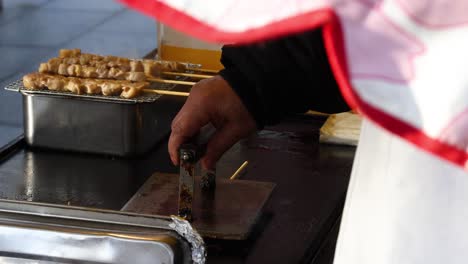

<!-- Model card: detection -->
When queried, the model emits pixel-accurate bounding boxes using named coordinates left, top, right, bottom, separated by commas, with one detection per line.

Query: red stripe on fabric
left=359, top=100, right=468, bottom=167
left=118, top=0, right=332, bottom=44
left=119, top=0, right=468, bottom=168
left=321, top=14, right=468, bottom=167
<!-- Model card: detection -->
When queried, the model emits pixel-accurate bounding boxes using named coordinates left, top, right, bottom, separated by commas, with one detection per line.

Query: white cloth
left=334, top=119, right=468, bottom=264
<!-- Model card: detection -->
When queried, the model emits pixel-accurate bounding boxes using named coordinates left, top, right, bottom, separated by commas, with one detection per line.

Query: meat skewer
left=36, top=49, right=203, bottom=86
left=58, top=49, right=215, bottom=77
left=39, top=61, right=196, bottom=85
left=39, top=62, right=147, bottom=82
left=23, top=73, right=148, bottom=98
left=23, top=73, right=189, bottom=98
left=56, top=49, right=189, bottom=74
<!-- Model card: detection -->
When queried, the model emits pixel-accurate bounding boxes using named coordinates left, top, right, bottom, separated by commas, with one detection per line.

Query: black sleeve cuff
left=218, top=28, right=350, bottom=128
left=219, top=68, right=266, bottom=129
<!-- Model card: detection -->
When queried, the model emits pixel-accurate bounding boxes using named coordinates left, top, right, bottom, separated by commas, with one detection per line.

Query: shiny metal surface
left=0, top=143, right=177, bottom=210
left=0, top=113, right=356, bottom=263
left=0, top=200, right=193, bottom=264
left=178, top=145, right=196, bottom=220
left=177, top=124, right=218, bottom=220
left=19, top=85, right=184, bottom=157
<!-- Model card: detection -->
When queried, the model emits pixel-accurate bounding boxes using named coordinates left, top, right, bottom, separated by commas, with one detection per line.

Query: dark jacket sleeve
left=218, top=28, right=349, bottom=128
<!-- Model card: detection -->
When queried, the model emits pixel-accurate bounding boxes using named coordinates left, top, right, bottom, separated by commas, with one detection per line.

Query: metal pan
left=5, top=80, right=186, bottom=157
left=0, top=199, right=204, bottom=264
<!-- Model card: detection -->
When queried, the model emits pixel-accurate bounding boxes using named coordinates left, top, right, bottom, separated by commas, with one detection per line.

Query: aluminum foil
left=170, top=215, right=207, bottom=264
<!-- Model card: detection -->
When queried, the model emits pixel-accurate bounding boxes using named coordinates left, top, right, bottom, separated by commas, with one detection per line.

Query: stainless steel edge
left=0, top=199, right=194, bottom=264
left=0, top=199, right=172, bottom=229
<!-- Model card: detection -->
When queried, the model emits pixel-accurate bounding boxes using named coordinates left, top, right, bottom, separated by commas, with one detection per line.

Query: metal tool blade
left=178, top=124, right=218, bottom=221
left=178, top=144, right=197, bottom=221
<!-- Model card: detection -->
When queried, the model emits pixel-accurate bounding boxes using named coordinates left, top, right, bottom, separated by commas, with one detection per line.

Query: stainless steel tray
left=0, top=200, right=204, bottom=264
left=5, top=79, right=186, bottom=157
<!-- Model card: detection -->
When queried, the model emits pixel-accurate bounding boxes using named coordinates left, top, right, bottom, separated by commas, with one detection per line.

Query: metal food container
left=0, top=200, right=202, bottom=264
left=5, top=80, right=185, bottom=157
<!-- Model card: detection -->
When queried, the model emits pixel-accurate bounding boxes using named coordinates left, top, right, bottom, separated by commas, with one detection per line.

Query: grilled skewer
left=56, top=49, right=191, bottom=74
left=39, top=49, right=209, bottom=85
left=23, top=73, right=189, bottom=99
left=40, top=62, right=197, bottom=85
left=39, top=62, right=147, bottom=82
left=28, top=49, right=203, bottom=98
left=39, top=62, right=197, bottom=86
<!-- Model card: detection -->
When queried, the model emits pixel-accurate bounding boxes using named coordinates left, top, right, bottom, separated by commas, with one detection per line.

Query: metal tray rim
left=4, top=79, right=175, bottom=104
left=0, top=199, right=173, bottom=230
left=0, top=199, right=206, bottom=264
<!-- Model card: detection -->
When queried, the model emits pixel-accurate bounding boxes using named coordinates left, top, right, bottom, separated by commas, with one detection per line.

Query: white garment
left=334, top=119, right=468, bottom=264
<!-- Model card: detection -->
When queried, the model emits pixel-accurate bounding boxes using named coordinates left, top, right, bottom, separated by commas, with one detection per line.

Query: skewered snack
left=141, top=59, right=185, bottom=74
left=53, top=49, right=188, bottom=76
left=23, top=73, right=149, bottom=99
left=41, top=57, right=134, bottom=73
left=23, top=49, right=198, bottom=100
left=39, top=62, right=147, bottom=82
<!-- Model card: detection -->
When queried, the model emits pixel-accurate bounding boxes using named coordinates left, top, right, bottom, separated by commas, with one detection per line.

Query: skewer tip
left=230, top=161, right=249, bottom=180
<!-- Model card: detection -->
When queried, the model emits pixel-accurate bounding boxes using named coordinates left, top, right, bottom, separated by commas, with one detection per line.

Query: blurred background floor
left=0, top=0, right=157, bottom=129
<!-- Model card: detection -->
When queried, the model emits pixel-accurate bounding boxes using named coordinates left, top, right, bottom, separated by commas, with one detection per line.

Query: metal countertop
left=0, top=114, right=355, bottom=264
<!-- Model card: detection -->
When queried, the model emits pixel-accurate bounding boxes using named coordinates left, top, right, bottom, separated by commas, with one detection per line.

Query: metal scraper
left=177, top=124, right=217, bottom=221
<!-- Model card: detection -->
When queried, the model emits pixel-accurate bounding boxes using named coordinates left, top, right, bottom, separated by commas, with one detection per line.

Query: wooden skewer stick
left=143, top=89, right=189, bottom=97
left=189, top=68, right=219, bottom=74
left=230, top=161, right=249, bottom=180
left=162, top=71, right=213, bottom=79
left=148, top=77, right=196, bottom=86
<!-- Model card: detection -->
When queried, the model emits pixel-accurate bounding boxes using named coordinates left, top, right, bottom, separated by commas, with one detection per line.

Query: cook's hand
left=168, top=75, right=257, bottom=169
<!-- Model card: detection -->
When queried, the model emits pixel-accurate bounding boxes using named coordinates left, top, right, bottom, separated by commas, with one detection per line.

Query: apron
left=334, top=119, right=468, bottom=264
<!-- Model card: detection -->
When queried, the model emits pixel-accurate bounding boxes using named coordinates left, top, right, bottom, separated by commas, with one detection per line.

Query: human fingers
left=168, top=100, right=209, bottom=165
